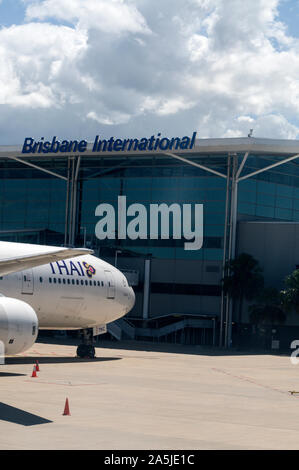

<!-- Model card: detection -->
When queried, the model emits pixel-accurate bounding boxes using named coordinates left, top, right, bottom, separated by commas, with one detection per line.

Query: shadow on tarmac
left=99, top=340, right=290, bottom=357
left=5, top=356, right=122, bottom=365
left=36, top=337, right=289, bottom=357
left=0, top=372, right=27, bottom=377
left=0, top=402, right=52, bottom=426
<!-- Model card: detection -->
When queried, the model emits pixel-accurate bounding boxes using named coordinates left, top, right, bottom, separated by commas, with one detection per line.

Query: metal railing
left=107, top=316, right=216, bottom=345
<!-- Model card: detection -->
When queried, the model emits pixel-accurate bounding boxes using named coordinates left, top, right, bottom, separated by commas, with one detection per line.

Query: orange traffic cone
left=35, top=361, right=40, bottom=372
left=31, top=365, right=37, bottom=378
left=63, top=398, right=71, bottom=416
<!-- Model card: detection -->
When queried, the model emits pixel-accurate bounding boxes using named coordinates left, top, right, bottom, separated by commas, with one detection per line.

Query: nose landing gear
left=76, top=329, right=96, bottom=359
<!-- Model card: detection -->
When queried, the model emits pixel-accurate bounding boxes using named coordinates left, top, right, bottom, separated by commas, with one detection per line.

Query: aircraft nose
left=126, top=287, right=135, bottom=313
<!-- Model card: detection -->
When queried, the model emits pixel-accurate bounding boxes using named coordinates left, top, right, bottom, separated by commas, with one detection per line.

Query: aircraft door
left=22, top=269, right=34, bottom=295
left=104, top=270, right=115, bottom=299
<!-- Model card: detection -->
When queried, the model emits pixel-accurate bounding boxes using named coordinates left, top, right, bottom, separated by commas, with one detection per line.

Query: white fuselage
left=0, top=251, right=135, bottom=330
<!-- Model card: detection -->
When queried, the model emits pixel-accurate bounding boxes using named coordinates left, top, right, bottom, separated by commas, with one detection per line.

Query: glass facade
left=1, top=151, right=299, bottom=260
left=79, top=155, right=227, bottom=260
left=81, top=175, right=226, bottom=260
left=238, top=155, right=299, bottom=222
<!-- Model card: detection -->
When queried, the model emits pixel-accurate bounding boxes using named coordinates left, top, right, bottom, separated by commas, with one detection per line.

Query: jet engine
left=0, top=297, right=38, bottom=356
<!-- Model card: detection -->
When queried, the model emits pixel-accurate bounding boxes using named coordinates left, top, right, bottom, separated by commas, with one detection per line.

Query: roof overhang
left=1, top=136, right=299, bottom=160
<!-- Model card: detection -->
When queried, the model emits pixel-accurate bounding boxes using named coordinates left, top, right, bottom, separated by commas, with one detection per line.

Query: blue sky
left=278, top=0, right=299, bottom=38
left=0, top=0, right=298, bottom=144
left=0, top=1, right=24, bottom=27
left=1, top=0, right=298, bottom=35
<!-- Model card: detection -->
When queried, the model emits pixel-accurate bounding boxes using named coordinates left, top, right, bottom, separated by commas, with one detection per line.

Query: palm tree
left=281, top=269, right=299, bottom=314
left=249, top=287, right=286, bottom=325
left=222, top=253, right=264, bottom=325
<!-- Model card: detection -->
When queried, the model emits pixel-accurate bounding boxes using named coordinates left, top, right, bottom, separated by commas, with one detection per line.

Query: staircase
left=107, top=321, right=122, bottom=340
left=107, top=316, right=215, bottom=342
left=135, top=318, right=213, bottom=339
left=107, top=318, right=136, bottom=340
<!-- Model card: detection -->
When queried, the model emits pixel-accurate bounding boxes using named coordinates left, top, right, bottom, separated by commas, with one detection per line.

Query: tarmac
left=1, top=339, right=299, bottom=450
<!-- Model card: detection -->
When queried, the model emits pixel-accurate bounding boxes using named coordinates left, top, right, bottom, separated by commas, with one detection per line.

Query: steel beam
left=219, top=155, right=231, bottom=347
left=164, top=152, right=227, bottom=179
left=7, top=156, right=67, bottom=181
left=238, top=153, right=299, bottom=182
left=64, top=157, right=71, bottom=246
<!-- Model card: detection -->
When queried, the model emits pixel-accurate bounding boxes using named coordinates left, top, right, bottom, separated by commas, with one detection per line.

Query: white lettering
left=183, top=204, right=203, bottom=250
left=94, top=199, right=204, bottom=250
left=290, top=340, right=299, bottom=365
left=95, top=204, right=116, bottom=239
left=127, top=203, right=148, bottom=240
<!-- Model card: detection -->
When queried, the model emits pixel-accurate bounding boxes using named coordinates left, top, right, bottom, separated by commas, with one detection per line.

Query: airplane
left=0, top=241, right=135, bottom=359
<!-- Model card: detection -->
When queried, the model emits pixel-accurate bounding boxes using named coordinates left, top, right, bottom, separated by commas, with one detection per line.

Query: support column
left=212, top=318, right=216, bottom=346
left=65, top=156, right=81, bottom=247
left=219, top=155, right=232, bottom=347
left=142, top=257, right=151, bottom=321
left=65, top=156, right=81, bottom=246
left=64, top=157, right=71, bottom=246
left=68, top=157, right=75, bottom=246
left=70, top=156, right=81, bottom=246
left=225, top=154, right=238, bottom=348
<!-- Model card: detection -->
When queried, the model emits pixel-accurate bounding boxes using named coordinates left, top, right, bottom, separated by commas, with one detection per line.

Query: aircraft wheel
left=76, top=344, right=95, bottom=358
left=86, top=345, right=96, bottom=358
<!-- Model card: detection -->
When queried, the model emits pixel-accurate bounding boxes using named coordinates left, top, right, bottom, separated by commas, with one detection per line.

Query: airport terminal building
left=2, top=135, right=299, bottom=349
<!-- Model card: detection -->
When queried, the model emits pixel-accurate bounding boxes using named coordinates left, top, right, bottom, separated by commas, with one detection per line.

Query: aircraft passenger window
left=94, top=281, right=96, bottom=286
left=0, top=277, right=3, bottom=280
left=67, top=279, right=70, bottom=284
left=58, top=278, right=61, bottom=284
left=53, top=278, right=57, bottom=283
left=102, top=281, right=104, bottom=286
left=24, top=276, right=26, bottom=281
left=97, top=281, right=100, bottom=286
left=63, top=279, right=66, bottom=284
left=76, top=279, right=79, bottom=285
left=81, top=280, right=84, bottom=285
left=89, top=280, right=92, bottom=286
left=49, top=278, right=52, bottom=283
left=72, top=279, right=75, bottom=285
left=39, top=277, right=43, bottom=283
left=85, top=280, right=88, bottom=286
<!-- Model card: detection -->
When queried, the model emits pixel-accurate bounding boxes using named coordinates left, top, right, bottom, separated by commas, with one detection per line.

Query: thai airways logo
left=83, top=262, right=96, bottom=278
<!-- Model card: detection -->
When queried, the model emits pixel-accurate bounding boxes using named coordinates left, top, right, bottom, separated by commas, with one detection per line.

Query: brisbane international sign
left=22, top=132, right=197, bottom=154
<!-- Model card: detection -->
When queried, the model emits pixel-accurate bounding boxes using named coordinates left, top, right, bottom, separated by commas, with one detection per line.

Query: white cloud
left=141, top=96, right=195, bottom=116
left=0, top=22, right=87, bottom=108
left=237, top=116, right=255, bottom=123
left=0, top=0, right=298, bottom=142
left=87, top=110, right=130, bottom=125
left=224, top=114, right=299, bottom=139
left=25, top=0, right=151, bottom=35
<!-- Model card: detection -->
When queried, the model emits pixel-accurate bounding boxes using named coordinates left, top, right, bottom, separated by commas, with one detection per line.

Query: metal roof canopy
left=2, top=136, right=299, bottom=185
left=2, top=136, right=299, bottom=158
left=2, top=136, right=299, bottom=189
